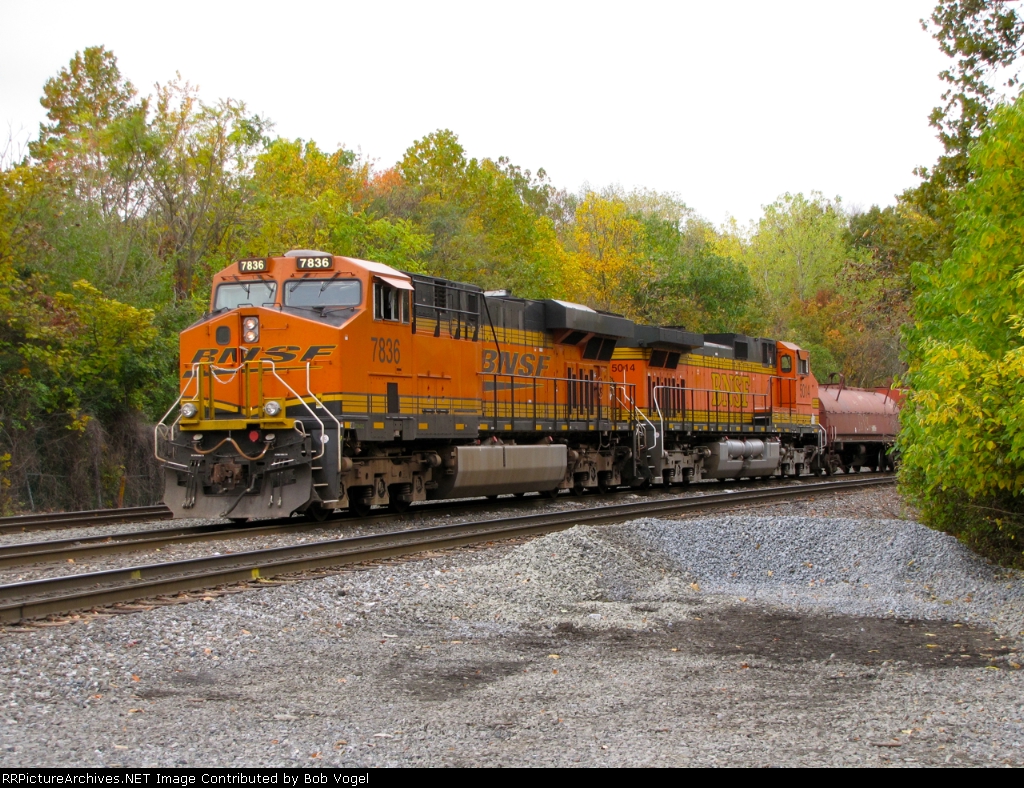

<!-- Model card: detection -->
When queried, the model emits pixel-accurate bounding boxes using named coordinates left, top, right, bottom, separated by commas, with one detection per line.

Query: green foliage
left=29, top=45, right=137, bottom=165
left=394, top=130, right=562, bottom=296
left=624, top=202, right=758, bottom=332
left=144, top=79, right=270, bottom=301
left=657, top=249, right=758, bottom=334
left=714, top=193, right=901, bottom=386
left=901, top=94, right=1024, bottom=565
left=924, top=0, right=1024, bottom=187
left=0, top=271, right=164, bottom=426
left=0, top=258, right=168, bottom=510
left=740, top=193, right=856, bottom=324
left=244, top=138, right=430, bottom=271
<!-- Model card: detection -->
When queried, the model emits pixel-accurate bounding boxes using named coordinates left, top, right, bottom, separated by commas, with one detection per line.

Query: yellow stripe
left=609, top=348, right=774, bottom=374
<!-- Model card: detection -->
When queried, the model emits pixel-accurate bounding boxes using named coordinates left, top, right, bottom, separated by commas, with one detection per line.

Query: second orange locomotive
left=157, top=250, right=826, bottom=520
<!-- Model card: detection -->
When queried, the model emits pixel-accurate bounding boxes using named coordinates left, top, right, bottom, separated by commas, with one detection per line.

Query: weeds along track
left=0, top=476, right=893, bottom=623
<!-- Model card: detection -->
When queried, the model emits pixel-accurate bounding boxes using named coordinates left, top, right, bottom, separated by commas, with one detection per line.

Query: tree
left=564, top=191, right=645, bottom=314
left=741, top=193, right=854, bottom=326
left=633, top=239, right=756, bottom=334
left=901, top=94, right=1024, bottom=564
left=393, top=129, right=564, bottom=294
left=142, top=78, right=269, bottom=301
left=924, top=0, right=1024, bottom=187
left=29, top=46, right=137, bottom=167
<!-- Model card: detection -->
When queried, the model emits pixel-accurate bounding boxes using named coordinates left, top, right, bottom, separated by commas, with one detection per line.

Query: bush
left=900, top=94, right=1024, bottom=565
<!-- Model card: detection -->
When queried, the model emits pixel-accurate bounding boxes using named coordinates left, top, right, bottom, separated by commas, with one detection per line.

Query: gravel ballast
left=0, top=488, right=1021, bottom=767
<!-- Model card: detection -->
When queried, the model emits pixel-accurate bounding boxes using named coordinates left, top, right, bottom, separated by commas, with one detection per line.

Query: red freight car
left=816, top=380, right=899, bottom=474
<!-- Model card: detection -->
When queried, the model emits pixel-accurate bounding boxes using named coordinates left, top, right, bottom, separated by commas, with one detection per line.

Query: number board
left=237, top=258, right=267, bottom=273
left=296, top=255, right=333, bottom=270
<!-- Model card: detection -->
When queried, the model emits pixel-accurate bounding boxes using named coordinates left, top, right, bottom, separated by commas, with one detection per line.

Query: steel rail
left=0, top=506, right=172, bottom=534
left=0, top=474, right=886, bottom=568
left=0, top=475, right=894, bottom=623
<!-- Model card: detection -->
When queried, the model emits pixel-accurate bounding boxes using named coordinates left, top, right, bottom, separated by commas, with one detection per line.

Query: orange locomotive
left=156, top=250, right=825, bottom=521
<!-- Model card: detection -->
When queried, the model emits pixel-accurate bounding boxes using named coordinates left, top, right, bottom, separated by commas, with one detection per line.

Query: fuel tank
left=704, top=438, right=781, bottom=478
left=433, top=444, right=568, bottom=498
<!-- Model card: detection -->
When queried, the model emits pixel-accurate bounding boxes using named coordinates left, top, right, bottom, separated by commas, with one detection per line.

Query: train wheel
left=348, top=486, right=373, bottom=517
left=305, top=503, right=331, bottom=523
left=571, top=479, right=587, bottom=496
left=542, top=487, right=560, bottom=499
left=389, top=483, right=413, bottom=513
left=228, top=517, right=249, bottom=525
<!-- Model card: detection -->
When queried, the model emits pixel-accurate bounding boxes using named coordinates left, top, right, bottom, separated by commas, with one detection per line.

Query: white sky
left=0, top=0, right=949, bottom=225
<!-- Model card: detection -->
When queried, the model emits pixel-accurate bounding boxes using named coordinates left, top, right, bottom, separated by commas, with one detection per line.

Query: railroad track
left=0, top=505, right=172, bottom=534
left=0, top=473, right=888, bottom=569
left=0, top=475, right=893, bottom=623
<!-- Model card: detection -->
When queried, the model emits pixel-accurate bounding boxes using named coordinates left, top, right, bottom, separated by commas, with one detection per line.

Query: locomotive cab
left=158, top=250, right=394, bottom=520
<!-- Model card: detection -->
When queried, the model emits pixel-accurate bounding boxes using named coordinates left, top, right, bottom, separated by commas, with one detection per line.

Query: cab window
left=284, top=279, right=362, bottom=308
left=780, top=354, right=792, bottom=373
left=214, top=281, right=277, bottom=311
left=374, top=281, right=409, bottom=323
left=798, top=357, right=809, bottom=375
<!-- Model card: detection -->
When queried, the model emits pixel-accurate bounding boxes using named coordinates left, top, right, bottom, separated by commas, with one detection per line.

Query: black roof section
left=542, top=300, right=634, bottom=338
left=701, top=333, right=777, bottom=364
left=620, top=325, right=704, bottom=350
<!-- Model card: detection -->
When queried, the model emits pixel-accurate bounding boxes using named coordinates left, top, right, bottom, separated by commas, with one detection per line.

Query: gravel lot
left=1, top=486, right=1021, bottom=767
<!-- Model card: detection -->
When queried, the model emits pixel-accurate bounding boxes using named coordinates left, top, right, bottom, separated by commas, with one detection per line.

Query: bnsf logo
left=185, top=345, right=336, bottom=370
left=481, top=349, right=551, bottom=376
left=711, top=372, right=751, bottom=407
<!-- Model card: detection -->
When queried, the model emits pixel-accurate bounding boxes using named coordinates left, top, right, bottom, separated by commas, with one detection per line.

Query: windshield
left=285, top=279, right=362, bottom=308
left=214, top=281, right=277, bottom=311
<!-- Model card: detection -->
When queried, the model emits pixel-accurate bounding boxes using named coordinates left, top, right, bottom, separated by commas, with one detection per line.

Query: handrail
left=652, top=384, right=769, bottom=438
left=208, top=365, right=241, bottom=385
left=768, top=375, right=797, bottom=423
left=260, top=360, right=327, bottom=461
left=619, top=384, right=657, bottom=452
left=153, top=362, right=202, bottom=470
left=156, top=360, right=334, bottom=472
left=476, top=370, right=635, bottom=428
left=304, top=362, right=342, bottom=474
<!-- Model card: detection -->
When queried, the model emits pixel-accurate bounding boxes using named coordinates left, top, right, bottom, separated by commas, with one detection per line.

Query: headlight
left=181, top=402, right=198, bottom=418
left=242, top=316, right=259, bottom=343
left=264, top=401, right=282, bottom=417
